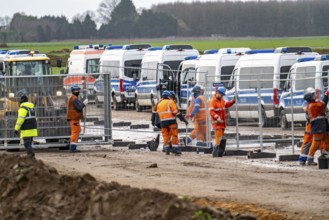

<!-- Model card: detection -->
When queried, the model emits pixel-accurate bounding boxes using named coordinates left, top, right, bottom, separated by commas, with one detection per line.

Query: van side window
left=295, top=66, right=316, bottom=91
left=86, top=59, right=100, bottom=73
left=322, top=65, right=329, bottom=88
left=221, top=66, right=235, bottom=87
left=279, top=66, right=291, bottom=89
left=124, top=60, right=142, bottom=80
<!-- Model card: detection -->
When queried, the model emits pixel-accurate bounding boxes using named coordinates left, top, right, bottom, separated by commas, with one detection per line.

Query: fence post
left=104, top=73, right=112, bottom=142
left=257, top=79, right=263, bottom=151
left=205, top=71, right=212, bottom=148
left=234, top=77, right=240, bottom=150
left=290, top=77, right=295, bottom=154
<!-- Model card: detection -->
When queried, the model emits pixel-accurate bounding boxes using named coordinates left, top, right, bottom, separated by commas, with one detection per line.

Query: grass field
left=2, top=36, right=329, bottom=71
left=5, top=36, right=329, bottom=53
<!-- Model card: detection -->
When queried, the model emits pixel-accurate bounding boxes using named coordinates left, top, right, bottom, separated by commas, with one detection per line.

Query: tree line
left=154, top=0, right=329, bottom=37
left=1, top=0, right=329, bottom=42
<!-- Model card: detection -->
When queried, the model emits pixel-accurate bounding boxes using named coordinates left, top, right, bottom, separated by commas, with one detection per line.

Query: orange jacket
left=188, top=95, right=206, bottom=122
left=156, top=98, right=179, bottom=127
left=67, top=95, right=84, bottom=120
left=307, top=100, right=327, bottom=133
left=209, top=96, right=235, bottom=129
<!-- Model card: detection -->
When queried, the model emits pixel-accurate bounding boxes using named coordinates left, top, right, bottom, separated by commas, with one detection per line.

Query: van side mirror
left=60, top=69, right=65, bottom=74
left=56, top=59, right=62, bottom=68
left=142, top=76, right=147, bottom=81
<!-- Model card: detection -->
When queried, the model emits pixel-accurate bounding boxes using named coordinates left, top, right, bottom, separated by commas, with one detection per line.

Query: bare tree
left=97, top=0, right=119, bottom=24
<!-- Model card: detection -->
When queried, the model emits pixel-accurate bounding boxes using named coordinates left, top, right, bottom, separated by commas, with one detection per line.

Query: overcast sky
left=0, top=0, right=265, bottom=20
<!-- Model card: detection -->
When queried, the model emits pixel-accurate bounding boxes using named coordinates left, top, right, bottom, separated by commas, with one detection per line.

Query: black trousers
left=23, top=137, right=35, bottom=157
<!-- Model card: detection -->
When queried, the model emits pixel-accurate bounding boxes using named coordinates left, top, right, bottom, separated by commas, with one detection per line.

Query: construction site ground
left=2, top=109, right=329, bottom=219
left=3, top=143, right=327, bottom=220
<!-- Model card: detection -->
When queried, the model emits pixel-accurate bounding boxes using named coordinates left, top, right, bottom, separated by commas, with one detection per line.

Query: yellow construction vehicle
left=0, top=50, right=69, bottom=145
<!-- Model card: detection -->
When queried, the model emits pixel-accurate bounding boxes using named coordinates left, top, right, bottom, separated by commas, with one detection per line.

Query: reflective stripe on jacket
left=209, top=96, right=235, bottom=129
left=156, top=98, right=179, bottom=127
left=190, top=95, right=206, bottom=122
left=15, top=102, right=38, bottom=138
left=67, top=95, right=84, bottom=120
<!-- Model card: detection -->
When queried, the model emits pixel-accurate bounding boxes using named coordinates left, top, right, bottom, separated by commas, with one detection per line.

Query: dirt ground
left=0, top=154, right=253, bottom=220
left=12, top=145, right=328, bottom=220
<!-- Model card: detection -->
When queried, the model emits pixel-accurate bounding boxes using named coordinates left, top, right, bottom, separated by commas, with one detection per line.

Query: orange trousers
left=300, top=123, right=313, bottom=156
left=70, top=120, right=81, bottom=144
left=308, top=133, right=325, bottom=158
left=190, top=121, right=207, bottom=141
left=320, top=133, right=329, bottom=153
left=214, top=129, right=224, bottom=145
left=161, top=124, right=178, bottom=147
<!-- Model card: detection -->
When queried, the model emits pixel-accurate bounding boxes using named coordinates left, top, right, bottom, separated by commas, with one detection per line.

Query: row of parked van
left=64, top=44, right=329, bottom=129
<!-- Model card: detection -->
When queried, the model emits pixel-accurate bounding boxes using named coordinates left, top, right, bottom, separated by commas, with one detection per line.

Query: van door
left=179, top=67, right=196, bottom=109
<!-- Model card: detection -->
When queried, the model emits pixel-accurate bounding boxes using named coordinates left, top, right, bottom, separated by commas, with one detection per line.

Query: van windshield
left=181, top=68, right=196, bottom=87
left=239, top=67, right=274, bottom=89
left=141, top=61, right=158, bottom=80
left=86, top=59, right=99, bottom=73
left=101, top=60, right=120, bottom=78
left=295, top=66, right=316, bottom=91
left=124, top=59, right=141, bottom=80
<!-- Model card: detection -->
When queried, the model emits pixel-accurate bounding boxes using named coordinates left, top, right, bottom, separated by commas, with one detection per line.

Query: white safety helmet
left=304, top=87, right=315, bottom=102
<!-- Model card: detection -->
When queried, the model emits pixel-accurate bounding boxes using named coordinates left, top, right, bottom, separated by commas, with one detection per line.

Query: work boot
left=306, top=158, right=317, bottom=166
left=182, top=137, right=192, bottom=146
left=70, top=144, right=77, bottom=153
left=212, top=145, right=220, bottom=157
left=164, top=147, right=170, bottom=155
left=172, top=147, right=182, bottom=155
left=298, top=156, right=307, bottom=165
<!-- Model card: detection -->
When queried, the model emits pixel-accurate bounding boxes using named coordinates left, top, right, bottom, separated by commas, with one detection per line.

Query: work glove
left=14, top=130, right=19, bottom=136
left=325, top=89, right=329, bottom=96
left=83, top=99, right=89, bottom=106
left=216, top=116, right=223, bottom=123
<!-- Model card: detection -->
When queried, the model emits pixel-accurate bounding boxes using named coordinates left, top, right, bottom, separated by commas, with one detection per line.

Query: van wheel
left=135, top=99, right=142, bottom=112
left=113, top=96, right=121, bottom=111
left=280, top=110, right=290, bottom=129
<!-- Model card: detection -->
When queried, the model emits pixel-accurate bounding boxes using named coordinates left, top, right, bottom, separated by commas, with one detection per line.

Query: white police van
left=226, top=47, right=318, bottom=127
left=136, top=45, right=199, bottom=111
left=177, top=48, right=250, bottom=110
left=94, top=44, right=151, bottom=110
left=279, top=54, right=329, bottom=128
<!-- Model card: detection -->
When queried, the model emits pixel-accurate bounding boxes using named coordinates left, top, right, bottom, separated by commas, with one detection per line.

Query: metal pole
left=104, top=72, right=112, bottom=142
left=83, top=75, right=87, bottom=134
left=290, top=77, right=295, bottom=154
left=205, top=71, right=211, bottom=148
left=234, top=77, right=240, bottom=150
left=257, top=79, right=263, bottom=151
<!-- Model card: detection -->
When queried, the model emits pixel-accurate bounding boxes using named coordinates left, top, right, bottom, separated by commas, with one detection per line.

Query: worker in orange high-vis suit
left=209, top=87, right=235, bottom=155
left=67, top=85, right=88, bottom=152
left=298, top=108, right=313, bottom=165
left=157, top=90, right=188, bottom=155
left=185, top=85, right=207, bottom=146
left=304, top=87, right=329, bottom=165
